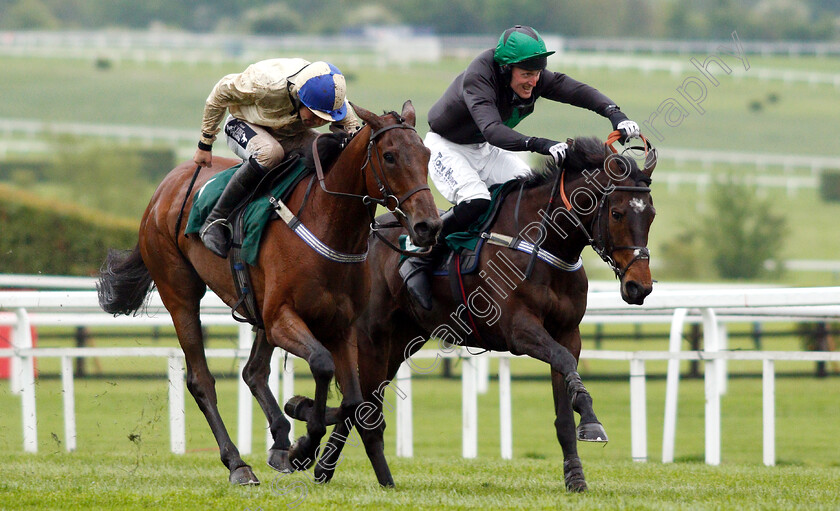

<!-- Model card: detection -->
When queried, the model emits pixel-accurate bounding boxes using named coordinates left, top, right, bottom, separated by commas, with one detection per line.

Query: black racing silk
left=428, top=49, right=620, bottom=152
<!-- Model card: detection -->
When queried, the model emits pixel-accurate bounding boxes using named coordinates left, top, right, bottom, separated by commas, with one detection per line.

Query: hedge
left=819, top=170, right=840, bottom=202
left=0, top=183, right=139, bottom=276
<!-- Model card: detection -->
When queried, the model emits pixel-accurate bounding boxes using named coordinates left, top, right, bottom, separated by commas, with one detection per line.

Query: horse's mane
left=301, top=131, right=353, bottom=173
left=517, top=136, right=651, bottom=189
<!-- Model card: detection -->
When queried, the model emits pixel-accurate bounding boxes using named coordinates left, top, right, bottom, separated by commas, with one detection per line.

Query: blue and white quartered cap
left=296, top=61, right=348, bottom=122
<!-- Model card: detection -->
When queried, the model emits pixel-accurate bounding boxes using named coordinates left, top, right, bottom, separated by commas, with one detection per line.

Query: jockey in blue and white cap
left=194, top=58, right=360, bottom=258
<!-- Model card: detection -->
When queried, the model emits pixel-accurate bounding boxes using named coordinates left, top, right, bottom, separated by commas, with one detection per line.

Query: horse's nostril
left=414, top=221, right=430, bottom=238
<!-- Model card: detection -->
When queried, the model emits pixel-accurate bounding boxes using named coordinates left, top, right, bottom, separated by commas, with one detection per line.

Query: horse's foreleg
left=267, top=308, right=333, bottom=472
left=510, top=317, right=604, bottom=492
left=312, top=329, right=364, bottom=484
left=242, top=328, right=293, bottom=473
left=551, top=369, right=586, bottom=492
left=551, top=328, right=607, bottom=443
left=176, top=313, right=258, bottom=485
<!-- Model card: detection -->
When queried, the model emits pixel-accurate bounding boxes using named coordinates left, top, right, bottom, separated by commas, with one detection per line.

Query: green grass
left=3, top=453, right=839, bottom=510
left=2, top=327, right=840, bottom=510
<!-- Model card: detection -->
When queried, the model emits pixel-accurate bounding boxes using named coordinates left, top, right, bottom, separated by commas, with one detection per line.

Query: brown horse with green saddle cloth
left=97, top=102, right=441, bottom=485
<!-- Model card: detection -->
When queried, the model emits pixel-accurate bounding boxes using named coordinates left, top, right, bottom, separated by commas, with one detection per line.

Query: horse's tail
left=97, top=244, right=154, bottom=316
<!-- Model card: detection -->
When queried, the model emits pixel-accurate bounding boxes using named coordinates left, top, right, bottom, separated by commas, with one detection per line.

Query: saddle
left=185, top=154, right=314, bottom=326
left=399, top=179, right=521, bottom=276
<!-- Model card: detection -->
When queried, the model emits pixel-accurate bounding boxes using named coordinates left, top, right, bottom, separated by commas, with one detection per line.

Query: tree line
left=1, top=0, right=838, bottom=41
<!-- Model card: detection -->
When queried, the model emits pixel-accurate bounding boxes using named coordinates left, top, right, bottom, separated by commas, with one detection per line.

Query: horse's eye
left=383, top=152, right=395, bottom=164
left=611, top=210, right=623, bottom=221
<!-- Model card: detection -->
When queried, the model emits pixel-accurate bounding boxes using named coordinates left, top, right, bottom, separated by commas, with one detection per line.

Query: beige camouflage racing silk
left=199, top=58, right=360, bottom=146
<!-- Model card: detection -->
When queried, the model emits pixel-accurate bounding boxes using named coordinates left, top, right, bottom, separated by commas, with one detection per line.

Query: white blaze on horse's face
left=629, top=198, right=646, bottom=213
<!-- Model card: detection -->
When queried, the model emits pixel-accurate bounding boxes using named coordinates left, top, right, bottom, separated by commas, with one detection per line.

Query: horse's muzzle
left=409, top=217, right=442, bottom=248
left=620, top=279, right=652, bottom=305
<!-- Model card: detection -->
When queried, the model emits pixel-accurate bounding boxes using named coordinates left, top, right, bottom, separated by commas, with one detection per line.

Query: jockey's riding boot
left=400, top=198, right=490, bottom=310
left=400, top=212, right=455, bottom=311
left=200, top=157, right=265, bottom=258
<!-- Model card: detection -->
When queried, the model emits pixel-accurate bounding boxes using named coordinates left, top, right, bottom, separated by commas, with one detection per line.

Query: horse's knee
left=340, top=396, right=363, bottom=415
left=242, top=361, right=268, bottom=392
left=185, top=372, right=215, bottom=402
left=309, top=350, right=335, bottom=382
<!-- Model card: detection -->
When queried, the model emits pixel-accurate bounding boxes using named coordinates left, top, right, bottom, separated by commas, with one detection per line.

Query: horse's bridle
left=311, top=113, right=431, bottom=256
left=537, top=132, right=654, bottom=280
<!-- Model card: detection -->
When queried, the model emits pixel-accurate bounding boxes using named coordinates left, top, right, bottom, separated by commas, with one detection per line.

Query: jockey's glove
left=607, top=108, right=640, bottom=144
left=527, top=137, right=568, bottom=166
left=548, top=142, right=568, bottom=165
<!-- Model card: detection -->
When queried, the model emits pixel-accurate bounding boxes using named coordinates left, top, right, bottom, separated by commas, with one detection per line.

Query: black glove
left=606, top=108, right=641, bottom=145
left=526, top=136, right=561, bottom=155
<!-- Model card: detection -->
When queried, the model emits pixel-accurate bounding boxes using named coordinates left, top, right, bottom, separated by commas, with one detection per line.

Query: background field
left=3, top=52, right=840, bottom=283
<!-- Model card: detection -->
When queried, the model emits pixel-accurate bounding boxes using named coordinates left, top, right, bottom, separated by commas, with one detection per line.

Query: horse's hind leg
left=242, top=329, right=293, bottom=473
left=154, top=275, right=257, bottom=485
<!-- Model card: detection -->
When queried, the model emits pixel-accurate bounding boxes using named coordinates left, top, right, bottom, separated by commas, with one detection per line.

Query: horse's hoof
left=229, top=465, right=260, bottom=486
left=379, top=478, right=396, bottom=489
left=267, top=448, right=292, bottom=473
left=284, top=395, right=314, bottom=421
left=313, top=464, right=334, bottom=485
left=563, top=458, right=587, bottom=492
left=288, top=437, right=316, bottom=471
left=577, top=422, right=608, bottom=443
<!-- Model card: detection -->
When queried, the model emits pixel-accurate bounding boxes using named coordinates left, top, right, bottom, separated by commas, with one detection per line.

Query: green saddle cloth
left=443, top=181, right=510, bottom=253
left=185, top=161, right=310, bottom=265
left=399, top=180, right=511, bottom=262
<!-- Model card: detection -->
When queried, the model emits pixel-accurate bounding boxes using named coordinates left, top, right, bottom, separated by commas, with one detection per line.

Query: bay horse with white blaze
left=97, top=102, right=441, bottom=485
left=286, top=132, right=657, bottom=491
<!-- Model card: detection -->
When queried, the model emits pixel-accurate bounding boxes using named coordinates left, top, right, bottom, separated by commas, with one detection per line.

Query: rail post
left=168, top=352, right=186, bottom=454
left=702, top=308, right=721, bottom=466
left=630, top=357, right=647, bottom=462
left=395, top=362, right=413, bottom=457
left=14, top=308, right=38, bottom=453
left=462, top=355, right=478, bottom=458
left=663, top=308, right=688, bottom=463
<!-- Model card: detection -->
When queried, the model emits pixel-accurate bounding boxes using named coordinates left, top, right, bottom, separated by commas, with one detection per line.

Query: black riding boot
left=400, top=198, right=490, bottom=310
left=200, top=158, right=265, bottom=258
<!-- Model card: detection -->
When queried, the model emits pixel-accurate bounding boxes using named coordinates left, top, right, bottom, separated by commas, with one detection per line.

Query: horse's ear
left=349, top=102, right=382, bottom=131
left=642, top=146, right=658, bottom=178
left=401, top=100, right=417, bottom=127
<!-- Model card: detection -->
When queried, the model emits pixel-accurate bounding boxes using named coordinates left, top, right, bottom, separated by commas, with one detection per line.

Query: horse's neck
left=517, top=179, right=595, bottom=261
left=301, top=137, right=372, bottom=255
